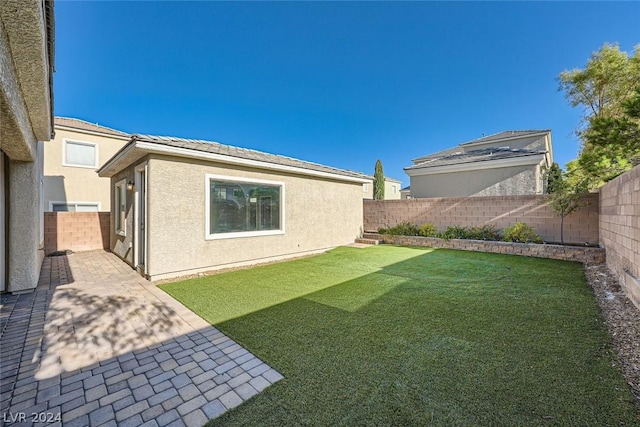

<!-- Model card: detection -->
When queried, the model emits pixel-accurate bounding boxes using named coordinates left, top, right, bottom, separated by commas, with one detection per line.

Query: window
left=206, top=174, right=284, bottom=239
left=363, top=183, right=369, bottom=192
left=63, top=140, right=97, bottom=168
left=51, top=202, right=100, bottom=212
left=392, top=185, right=397, bottom=194
left=115, top=179, right=126, bottom=236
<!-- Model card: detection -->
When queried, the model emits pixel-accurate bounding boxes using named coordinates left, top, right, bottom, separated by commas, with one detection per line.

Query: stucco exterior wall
left=362, top=179, right=403, bottom=200
left=364, top=193, right=600, bottom=245
left=0, top=1, right=52, bottom=292
left=44, top=128, right=128, bottom=211
left=599, top=165, right=640, bottom=309
left=384, top=180, right=402, bottom=200
left=410, top=164, right=541, bottom=198
left=362, top=181, right=373, bottom=199
left=110, top=155, right=364, bottom=280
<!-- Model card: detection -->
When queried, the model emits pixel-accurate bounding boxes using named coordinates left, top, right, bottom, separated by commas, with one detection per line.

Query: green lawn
left=160, top=246, right=640, bottom=426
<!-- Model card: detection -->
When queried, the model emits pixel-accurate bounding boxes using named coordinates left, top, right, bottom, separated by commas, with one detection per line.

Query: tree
left=543, top=162, right=563, bottom=194
left=549, top=171, right=590, bottom=245
left=373, top=160, right=385, bottom=200
left=559, top=43, right=640, bottom=184
left=581, top=87, right=640, bottom=180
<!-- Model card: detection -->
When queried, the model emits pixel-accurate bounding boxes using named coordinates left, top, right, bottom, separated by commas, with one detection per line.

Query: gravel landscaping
left=585, top=263, right=640, bottom=407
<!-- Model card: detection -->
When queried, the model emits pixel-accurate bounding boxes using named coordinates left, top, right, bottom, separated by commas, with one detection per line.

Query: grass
left=160, top=246, right=640, bottom=426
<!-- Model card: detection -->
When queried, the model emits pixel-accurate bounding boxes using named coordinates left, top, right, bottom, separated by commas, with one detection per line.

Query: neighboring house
left=98, top=134, right=370, bottom=281
left=44, top=117, right=129, bottom=212
left=405, top=130, right=553, bottom=198
left=362, top=176, right=403, bottom=200
left=400, top=186, right=411, bottom=199
left=0, top=0, right=55, bottom=292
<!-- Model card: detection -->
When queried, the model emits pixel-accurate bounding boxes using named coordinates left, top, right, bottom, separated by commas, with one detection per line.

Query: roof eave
left=460, top=130, right=551, bottom=148
left=405, top=153, right=546, bottom=177
left=55, top=124, right=130, bottom=141
left=99, top=140, right=371, bottom=184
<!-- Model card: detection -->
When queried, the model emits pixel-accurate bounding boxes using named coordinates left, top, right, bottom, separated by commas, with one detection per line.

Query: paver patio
left=0, top=251, right=282, bottom=427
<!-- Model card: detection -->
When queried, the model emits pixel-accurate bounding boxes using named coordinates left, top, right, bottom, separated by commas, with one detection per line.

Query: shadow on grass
left=193, top=247, right=639, bottom=427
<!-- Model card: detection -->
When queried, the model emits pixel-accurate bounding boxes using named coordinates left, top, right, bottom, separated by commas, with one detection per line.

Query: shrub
left=418, top=223, right=437, bottom=237
left=437, top=225, right=472, bottom=240
left=503, top=222, right=543, bottom=243
left=468, top=224, right=500, bottom=241
left=379, top=221, right=419, bottom=236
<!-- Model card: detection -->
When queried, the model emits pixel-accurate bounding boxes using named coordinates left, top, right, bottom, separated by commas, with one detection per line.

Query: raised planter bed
left=363, top=232, right=606, bottom=264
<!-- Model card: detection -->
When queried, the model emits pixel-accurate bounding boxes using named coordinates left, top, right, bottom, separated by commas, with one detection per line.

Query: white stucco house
left=44, top=117, right=130, bottom=212
left=405, top=130, right=553, bottom=198
left=98, top=134, right=370, bottom=281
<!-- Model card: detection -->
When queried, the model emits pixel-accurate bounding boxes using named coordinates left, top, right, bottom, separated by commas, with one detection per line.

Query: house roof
left=406, top=147, right=546, bottom=171
left=460, top=130, right=550, bottom=146
left=98, top=134, right=371, bottom=184
left=384, top=176, right=402, bottom=183
left=54, top=117, right=129, bottom=137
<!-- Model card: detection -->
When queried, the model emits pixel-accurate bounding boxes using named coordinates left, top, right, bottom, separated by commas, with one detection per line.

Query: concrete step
left=354, top=238, right=380, bottom=245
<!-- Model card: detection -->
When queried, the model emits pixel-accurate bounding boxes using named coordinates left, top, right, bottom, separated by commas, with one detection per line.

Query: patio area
left=0, top=251, right=282, bottom=427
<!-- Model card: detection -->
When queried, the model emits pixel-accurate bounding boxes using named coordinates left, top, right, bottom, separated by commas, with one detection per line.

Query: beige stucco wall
left=362, top=181, right=374, bottom=199
left=111, top=155, right=364, bottom=280
left=410, top=164, right=542, bottom=198
left=384, top=180, right=401, bottom=200
left=362, top=178, right=403, bottom=200
left=44, top=127, right=128, bottom=211
left=0, top=1, right=52, bottom=292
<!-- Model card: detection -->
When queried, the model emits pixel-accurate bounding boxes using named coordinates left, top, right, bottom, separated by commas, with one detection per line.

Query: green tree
left=549, top=174, right=590, bottom=245
left=559, top=43, right=640, bottom=184
left=373, top=160, right=385, bottom=200
left=544, top=162, right=563, bottom=194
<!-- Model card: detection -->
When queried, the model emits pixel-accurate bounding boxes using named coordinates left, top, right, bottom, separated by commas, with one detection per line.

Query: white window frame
left=62, top=139, right=98, bottom=169
left=115, top=179, right=127, bottom=236
left=49, top=201, right=102, bottom=212
left=205, top=174, right=285, bottom=240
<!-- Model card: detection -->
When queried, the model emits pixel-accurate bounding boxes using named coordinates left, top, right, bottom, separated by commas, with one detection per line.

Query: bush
left=379, top=221, right=419, bottom=236
left=503, top=222, right=543, bottom=243
left=468, top=224, right=500, bottom=241
left=418, top=223, right=437, bottom=237
left=437, top=225, right=472, bottom=240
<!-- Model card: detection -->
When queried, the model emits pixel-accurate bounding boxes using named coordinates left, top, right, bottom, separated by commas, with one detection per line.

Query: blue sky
left=54, top=2, right=640, bottom=185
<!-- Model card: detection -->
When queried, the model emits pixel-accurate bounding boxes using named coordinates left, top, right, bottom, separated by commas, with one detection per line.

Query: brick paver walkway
left=0, top=251, right=282, bottom=426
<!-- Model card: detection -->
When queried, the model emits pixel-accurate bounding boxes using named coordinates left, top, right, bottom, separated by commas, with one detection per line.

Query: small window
left=51, top=202, right=100, bottom=212
left=206, top=175, right=284, bottom=239
left=392, top=186, right=397, bottom=194
left=115, top=179, right=126, bottom=236
left=64, top=140, right=97, bottom=168
left=363, top=183, right=369, bottom=192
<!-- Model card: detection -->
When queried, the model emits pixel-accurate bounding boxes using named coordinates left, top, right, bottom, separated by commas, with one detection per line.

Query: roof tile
left=134, top=134, right=370, bottom=180
left=54, top=117, right=129, bottom=137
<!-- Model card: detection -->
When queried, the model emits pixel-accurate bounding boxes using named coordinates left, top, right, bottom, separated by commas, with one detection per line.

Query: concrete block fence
left=44, top=212, right=110, bottom=255
left=599, top=164, right=640, bottom=309
left=363, top=194, right=600, bottom=245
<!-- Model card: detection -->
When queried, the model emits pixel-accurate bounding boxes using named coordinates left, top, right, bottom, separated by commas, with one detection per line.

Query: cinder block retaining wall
left=363, top=194, right=599, bottom=245
left=44, top=212, right=110, bottom=255
left=599, top=165, right=640, bottom=309
left=364, top=233, right=606, bottom=264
